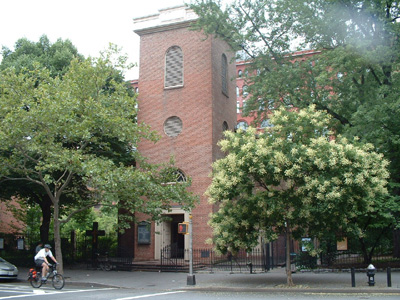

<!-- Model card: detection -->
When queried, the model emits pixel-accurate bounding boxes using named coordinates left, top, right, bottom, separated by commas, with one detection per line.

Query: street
left=1, top=282, right=400, bottom=300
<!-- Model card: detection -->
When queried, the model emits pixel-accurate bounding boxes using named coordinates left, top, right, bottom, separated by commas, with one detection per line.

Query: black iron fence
left=319, top=251, right=400, bottom=269
left=160, top=245, right=400, bottom=272
left=160, top=246, right=271, bottom=272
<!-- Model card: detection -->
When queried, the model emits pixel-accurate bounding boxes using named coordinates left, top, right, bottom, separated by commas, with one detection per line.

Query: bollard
left=387, top=267, right=392, bottom=287
left=351, top=267, right=356, bottom=287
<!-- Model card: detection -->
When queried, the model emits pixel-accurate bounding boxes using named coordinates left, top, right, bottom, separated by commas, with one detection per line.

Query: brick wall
left=133, top=22, right=236, bottom=257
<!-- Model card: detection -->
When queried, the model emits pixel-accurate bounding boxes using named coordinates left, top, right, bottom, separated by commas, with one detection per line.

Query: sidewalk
left=20, top=266, right=400, bottom=294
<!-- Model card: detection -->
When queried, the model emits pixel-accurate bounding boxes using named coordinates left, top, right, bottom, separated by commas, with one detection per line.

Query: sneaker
left=41, top=278, right=47, bottom=282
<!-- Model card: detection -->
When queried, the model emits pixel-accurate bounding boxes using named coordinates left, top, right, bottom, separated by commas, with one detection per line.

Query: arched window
left=238, top=70, right=242, bottom=77
left=222, top=121, right=229, bottom=131
left=175, top=169, right=187, bottom=182
left=165, top=46, right=183, bottom=88
left=163, top=169, right=187, bottom=185
left=221, top=54, right=228, bottom=96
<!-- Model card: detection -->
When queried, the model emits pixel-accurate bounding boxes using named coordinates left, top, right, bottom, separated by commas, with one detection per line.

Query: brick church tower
left=125, top=5, right=236, bottom=261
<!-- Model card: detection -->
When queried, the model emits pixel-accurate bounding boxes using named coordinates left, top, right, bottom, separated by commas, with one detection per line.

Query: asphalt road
left=1, top=282, right=400, bottom=300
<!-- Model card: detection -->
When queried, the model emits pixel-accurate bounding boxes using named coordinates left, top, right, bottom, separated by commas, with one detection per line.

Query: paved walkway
left=19, top=266, right=400, bottom=294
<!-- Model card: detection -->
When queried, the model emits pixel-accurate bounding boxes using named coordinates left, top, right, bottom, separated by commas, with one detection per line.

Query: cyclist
left=34, top=244, right=58, bottom=282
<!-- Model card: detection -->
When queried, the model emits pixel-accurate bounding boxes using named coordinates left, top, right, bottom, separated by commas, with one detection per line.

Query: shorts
left=35, top=259, right=45, bottom=267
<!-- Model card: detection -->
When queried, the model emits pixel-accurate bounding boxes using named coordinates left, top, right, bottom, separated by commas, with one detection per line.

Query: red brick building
left=235, top=50, right=321, bottom=131
left=125, top=5, right=237, bottom=261
left=125, top=7, right=320, bottom=262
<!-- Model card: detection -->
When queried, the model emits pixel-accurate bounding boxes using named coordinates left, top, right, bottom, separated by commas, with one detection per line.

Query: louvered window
left=165, top=46, right=183, bottom=88
left=221, top=54, right=228, bottom=96
left=164, top=116, right=183, bottom=137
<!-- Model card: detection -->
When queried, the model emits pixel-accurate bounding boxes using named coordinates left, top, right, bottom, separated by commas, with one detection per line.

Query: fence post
left=210, top=249, right=214, bottom=273
left=265, top=243, right=271, bottom=271
left=351, top=267, right=356, bottom=287
left=160, top=247, right=163, bottom=272
left=230, top=254, right=233, bottom=273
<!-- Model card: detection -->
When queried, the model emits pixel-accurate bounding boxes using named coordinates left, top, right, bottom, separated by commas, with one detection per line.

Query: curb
left=184, top=286, right=400, bottom=294
left=65, top=281, right=122, bottom=289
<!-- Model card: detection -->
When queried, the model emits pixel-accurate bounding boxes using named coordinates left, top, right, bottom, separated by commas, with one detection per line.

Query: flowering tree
left=207, top=105, right=389, bottom=286
left=191, top=0, right=400, bottom=257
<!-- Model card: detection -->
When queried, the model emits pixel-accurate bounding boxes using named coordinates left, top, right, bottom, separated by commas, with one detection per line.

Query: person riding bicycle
left=34, top=244, right=58, bottom=281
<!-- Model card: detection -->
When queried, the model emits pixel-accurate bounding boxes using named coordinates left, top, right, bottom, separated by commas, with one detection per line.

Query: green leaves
left=0, top=45, right=196, bottom=226
left=208, top=106, right=389, bottom=252
left=191, top=1, right=400, bottom=189
left=0, top=35, right=83, bottom=77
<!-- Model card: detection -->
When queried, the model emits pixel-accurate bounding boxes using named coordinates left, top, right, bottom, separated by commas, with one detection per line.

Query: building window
left=164, top=116, right=183, bottom=137
left=268, top=99, right=275, bottom=110
left=175, top=169, right=187, bottom=182
left=238, top=70, right=242, bottom=77
left=242, top=85, right=248, bottom=98
left=222, top=121, right=229, bottom=132
left=237, top=101, right=240, bottom=113
left=221, top=54, right=228, bottom=96
left=236, top=120, right=248, bottom=131
left=138, top=222, right=151, bottom=245
left=236, top=86, right=240, bottom=97
left=260, top=119, right=273, bottom=128
left=165, top=46, right=183, bottom=88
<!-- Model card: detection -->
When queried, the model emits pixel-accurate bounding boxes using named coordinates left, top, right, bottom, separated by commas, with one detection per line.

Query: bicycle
left=28, top=263, right=65, bottom=290
left=95, top=252, right=112, bottom=271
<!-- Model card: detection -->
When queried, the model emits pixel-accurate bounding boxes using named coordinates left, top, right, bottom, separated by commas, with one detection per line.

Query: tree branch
left=368, top=66, right=382, bottom=86
left=237, top=2, right=281, bottom=64
left=315, top=103, right=352, bottom=127
left=59, top=201, right=101, bottom=224
left=57, top=171, right=75, bottom=198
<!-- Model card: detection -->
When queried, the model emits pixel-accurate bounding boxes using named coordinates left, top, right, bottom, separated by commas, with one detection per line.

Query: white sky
left=0, top=0, right=190, bottom=80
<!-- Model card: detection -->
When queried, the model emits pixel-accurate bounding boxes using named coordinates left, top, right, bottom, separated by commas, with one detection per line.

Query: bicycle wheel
left=52, top=274, right=65, bottom=290
left=30, top=273, right=42, bottom=288
left=104, top=262, right=112, bottom=271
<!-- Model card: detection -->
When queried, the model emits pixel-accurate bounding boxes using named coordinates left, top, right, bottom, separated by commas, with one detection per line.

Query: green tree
left=1, top=35, right=83, bottom=77
left=190, top=0, right=400, bottom=255
left=0, top=35, right=85, bottom=244
left=0, top=48, right=197, bottom=273
left=207, top=106, right=389, bottom=285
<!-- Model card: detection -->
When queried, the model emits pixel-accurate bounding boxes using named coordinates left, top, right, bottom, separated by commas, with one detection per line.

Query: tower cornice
left=133, top=5, right=197, bottom=36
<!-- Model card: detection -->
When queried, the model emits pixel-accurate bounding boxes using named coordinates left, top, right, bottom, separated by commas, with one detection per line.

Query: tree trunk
left=39, top=197, right=52, bottom=243
left=285, top=222, right=294, bottom=286
left=394, top=229, right=400, bottom=258
left=360, top=238, right=371, bottom=265
left=53, top=198, right=64, bottom=274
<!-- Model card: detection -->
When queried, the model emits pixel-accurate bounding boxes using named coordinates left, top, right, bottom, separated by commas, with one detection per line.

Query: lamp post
left=187, top=214, right=196, bottom=285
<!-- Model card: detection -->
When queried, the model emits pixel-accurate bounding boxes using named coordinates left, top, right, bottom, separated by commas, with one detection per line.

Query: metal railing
left=160, top=246, right=270, bottom=272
